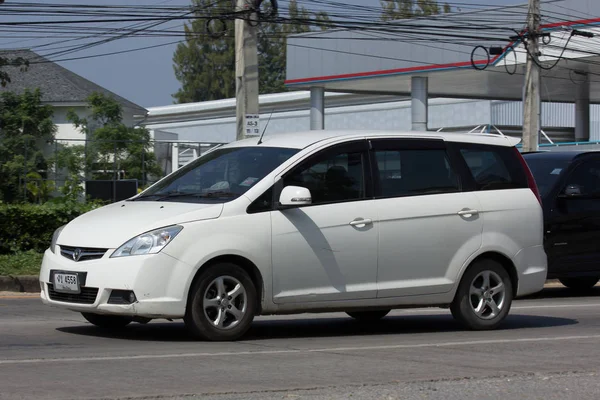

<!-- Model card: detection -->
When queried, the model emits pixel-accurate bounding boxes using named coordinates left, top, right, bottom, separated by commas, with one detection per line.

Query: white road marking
left=513, top=303, right=600, bottom=310
left=390, top=302, right=600, bottom=314
left=1, top=334, right=600, bottom=365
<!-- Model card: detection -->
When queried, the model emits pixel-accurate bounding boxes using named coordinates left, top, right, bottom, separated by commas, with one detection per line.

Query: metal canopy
left=285, top=0, right=600, bottom=103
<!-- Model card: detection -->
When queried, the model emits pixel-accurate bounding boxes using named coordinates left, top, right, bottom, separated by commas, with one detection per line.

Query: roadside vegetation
left=0, top=90, right=146, bottom=275
left=0, top=251, right=43, bottom=276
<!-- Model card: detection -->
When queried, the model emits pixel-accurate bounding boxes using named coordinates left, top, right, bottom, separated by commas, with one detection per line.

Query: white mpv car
left=40, top=130, right=547, bottom=341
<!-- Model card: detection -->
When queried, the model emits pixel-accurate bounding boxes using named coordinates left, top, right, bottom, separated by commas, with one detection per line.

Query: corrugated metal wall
left=429, top=100, right=491, bottom=129
left=492, top=101, right=600, bottom=140
left=493, top=101, right=573, bottom=127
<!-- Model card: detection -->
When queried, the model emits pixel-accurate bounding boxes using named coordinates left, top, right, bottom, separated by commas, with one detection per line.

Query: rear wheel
left=346, top=309, right=390, bottom=322
left=451, top=259, right=513, bottom=330
left=184, top=263, right=257, bottom=341
left=559, top=277, right=599, bottom=291
left=81, top=312, right=132, bottom=329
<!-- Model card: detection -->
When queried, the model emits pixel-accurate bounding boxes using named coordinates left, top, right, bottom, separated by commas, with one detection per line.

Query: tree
left=0, top=89, right=56, bottom=203
left=63, top=92, right=163, bottom=190
left=381, top=0, right=451, bottom=21
left=172, top=0, right=330, bottom=103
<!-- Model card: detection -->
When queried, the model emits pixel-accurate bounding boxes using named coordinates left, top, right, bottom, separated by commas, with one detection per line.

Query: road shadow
left=57, top=322, right=195, bottom=342
left=242, top=313, right=576, bottom=341
left=56, top=313, right=576, bottom=343
left=523, top=285, right=600, bottom=300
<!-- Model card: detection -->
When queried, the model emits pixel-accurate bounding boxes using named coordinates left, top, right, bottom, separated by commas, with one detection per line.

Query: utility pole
left=235, top=0, right=260, bottom=140
left=522, top=0, right=541, bottom=152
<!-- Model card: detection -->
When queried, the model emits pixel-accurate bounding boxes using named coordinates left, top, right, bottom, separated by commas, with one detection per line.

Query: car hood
left=57, top=200, right=224, bottom=249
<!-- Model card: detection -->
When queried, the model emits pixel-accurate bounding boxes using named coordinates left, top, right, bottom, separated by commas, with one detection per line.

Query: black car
left=523, top=150, right=600, bottom=290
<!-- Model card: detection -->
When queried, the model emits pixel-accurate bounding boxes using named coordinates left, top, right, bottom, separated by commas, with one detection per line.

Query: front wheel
left=81, top=312, right=133, bottom=329
left=346, top=310, right=390, bottom=322
left=184, top=263, right=257, bottom=341
left=451, top=259, right=513, bottom=330
left=559, top=277, right=599, bottom=291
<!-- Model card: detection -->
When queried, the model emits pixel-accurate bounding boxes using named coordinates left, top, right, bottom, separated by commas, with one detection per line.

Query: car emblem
left=73, top=248, right=82, bottom=262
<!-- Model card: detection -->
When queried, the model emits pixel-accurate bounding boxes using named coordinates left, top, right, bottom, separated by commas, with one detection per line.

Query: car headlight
left=51, top=225, right=66, bottom=254
left=111, top=225, right=183, bottom=258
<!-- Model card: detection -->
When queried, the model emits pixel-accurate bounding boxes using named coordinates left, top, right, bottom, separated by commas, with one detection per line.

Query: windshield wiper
left=197, top=191, right=239, bottom=198
left=131, top=191, right=200, bottom=201
left=132, top=191, right=238, bottom=201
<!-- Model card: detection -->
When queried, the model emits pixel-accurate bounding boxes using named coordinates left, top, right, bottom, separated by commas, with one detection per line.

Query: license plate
left=53, top=272, right=80, bottom=294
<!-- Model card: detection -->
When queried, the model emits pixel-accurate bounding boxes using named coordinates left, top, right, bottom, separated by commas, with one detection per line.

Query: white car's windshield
left=133, top=146, right=299, bottom=203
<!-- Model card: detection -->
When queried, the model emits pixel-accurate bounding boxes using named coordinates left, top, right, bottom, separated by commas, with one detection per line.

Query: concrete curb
left=0, top=276, right=564, bottom=293
left=0, top=275, right=40, bottom=293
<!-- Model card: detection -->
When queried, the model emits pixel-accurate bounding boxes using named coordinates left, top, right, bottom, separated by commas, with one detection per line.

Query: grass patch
left=0, top=251, right=43, bottom=276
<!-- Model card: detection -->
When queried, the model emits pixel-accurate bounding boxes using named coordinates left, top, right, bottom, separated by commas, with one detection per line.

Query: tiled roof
left=0, top=49, right=146, bottom=113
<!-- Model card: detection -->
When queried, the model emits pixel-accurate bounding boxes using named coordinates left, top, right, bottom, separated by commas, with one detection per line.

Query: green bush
left=0, top=201, right=102, bottom=254
left=0, top=250, right=44, bottom=276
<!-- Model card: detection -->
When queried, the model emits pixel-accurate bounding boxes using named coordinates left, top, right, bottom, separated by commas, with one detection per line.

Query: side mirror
left=279, top=185, right=312, bottom=207
left=560, top=184, right=583, bottom=198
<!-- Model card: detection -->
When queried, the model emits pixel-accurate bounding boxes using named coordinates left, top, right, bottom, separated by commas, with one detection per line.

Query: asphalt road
left=1, top=286, right=600, bottom=400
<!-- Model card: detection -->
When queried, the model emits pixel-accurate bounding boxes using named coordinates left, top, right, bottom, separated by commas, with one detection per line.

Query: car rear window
left=457, top=144, right=528, bottom=191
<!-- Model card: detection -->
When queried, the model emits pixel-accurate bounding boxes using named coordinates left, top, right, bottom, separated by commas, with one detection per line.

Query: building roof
left=224, top=129, right=520, bottom=150
left=0, top=49, right=146, bottom=113
left=145, top=91, right=406, bottom=125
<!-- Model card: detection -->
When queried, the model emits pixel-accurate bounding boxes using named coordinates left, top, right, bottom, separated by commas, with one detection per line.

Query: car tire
left=559, top=277, right=599, bottom=291
left=81, top=312, right=133, bottom=329
left=450, top=259, right=513, bottom=330
left=184, top=263, right=257, bottom=341
left=346, top=310, right=390, bottom=322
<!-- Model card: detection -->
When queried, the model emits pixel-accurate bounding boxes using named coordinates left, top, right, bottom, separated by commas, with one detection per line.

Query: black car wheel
left=559, top=277, right=599, bottom=291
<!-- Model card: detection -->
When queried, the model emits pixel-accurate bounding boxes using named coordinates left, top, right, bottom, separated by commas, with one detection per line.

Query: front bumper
left=39, top=248, right=193, bottom=318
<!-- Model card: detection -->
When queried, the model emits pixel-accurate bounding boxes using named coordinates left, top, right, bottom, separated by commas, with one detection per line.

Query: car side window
left=458, top=145, right=526, bottom=190
left=373, top=148, right=459, bottom=197
left=283, top=145, right=366, bottom=205
left=563, top=160, right=600, bottom=197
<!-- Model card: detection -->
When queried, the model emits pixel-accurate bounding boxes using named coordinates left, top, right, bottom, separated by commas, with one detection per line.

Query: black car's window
left=523, top=157, right=570, bottom=197
left=374, top=149, right=459, bottom=197
left=458, top=145, right=527, bottom=191
left=564, top=160, right=600, bottom=196
left=283, top=145, right=366, bottom=205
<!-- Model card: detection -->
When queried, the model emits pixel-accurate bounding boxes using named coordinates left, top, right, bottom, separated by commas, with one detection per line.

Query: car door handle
left=349, top=218, right=373, bottom=227
left=457, top=209, right=479, bottom=217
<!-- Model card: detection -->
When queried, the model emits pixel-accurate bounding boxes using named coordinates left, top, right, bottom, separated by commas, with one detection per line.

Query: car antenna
left=257, top=109, right=274, bottom=145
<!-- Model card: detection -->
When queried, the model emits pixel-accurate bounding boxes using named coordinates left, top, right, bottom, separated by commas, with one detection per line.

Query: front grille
left=60, top=246, right=108, bottom=262
left=47, top=284, right=99, bottom=304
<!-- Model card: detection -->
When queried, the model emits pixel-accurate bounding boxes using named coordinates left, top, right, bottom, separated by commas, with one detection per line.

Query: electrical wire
left=0, top=0, right=597, bottom=75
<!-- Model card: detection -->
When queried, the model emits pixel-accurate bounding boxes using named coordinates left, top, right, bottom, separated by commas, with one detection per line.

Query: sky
left=0, top=0, right=520, bottom=109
